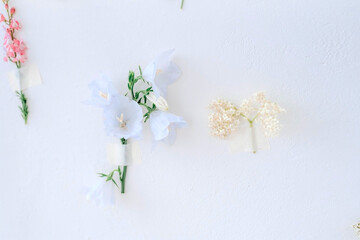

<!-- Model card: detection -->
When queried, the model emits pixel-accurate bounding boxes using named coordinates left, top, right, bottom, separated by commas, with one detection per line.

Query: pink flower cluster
left=0, top=0, right=27, bottom=66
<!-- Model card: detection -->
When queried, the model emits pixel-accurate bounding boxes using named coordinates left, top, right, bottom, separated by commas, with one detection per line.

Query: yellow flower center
left=98, top=91, right=108, bottom=100
left=116, top=113, right=126, bottom=129
left=156, top=69, right=163, bottom=75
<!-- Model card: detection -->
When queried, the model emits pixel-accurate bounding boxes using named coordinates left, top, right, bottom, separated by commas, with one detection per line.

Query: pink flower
left=3, top=29, right=27, bottom=63
left=1, top=1, right=27, bottom=65
left=9, top=19, right=20, bottom=30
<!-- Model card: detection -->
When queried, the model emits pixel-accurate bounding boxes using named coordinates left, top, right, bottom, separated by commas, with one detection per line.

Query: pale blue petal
left=142, top=62, right=156, bottom=86
left=142, top=49, right=181, bottom=97
left=154, top=62, right=181, bottom=97
left=149, top=111, right=187, bottom=143
left=86, top=73, right=119, bottom=108
left=85, top=180, right=115, bottom=207
left=103, top=95, right=143, bottom=139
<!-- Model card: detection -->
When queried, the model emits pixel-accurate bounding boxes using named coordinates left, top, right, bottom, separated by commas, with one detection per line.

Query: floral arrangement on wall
left=85, top=49, right=187, bottom=206
left=0, top=0, right=41, bottom=124
left=209, top=92, right=285, bottom=153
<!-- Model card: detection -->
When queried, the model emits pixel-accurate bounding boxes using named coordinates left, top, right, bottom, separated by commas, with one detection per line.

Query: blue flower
left=86, top=74, right=119, bottom=108
left=149, top=111, right=187, bottom=144
left=103, top=95, right=143, bottom=139
left=142, top=49, right=181, bottom=97
left=85, top=180, right=115, bottom=207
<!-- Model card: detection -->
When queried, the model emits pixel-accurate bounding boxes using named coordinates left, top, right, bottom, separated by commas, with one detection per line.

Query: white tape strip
left=228, top=122, right=270, bottom=153
left=8, top=63, right=42, bottom=92
left=107, top=140, right=142, bottom=166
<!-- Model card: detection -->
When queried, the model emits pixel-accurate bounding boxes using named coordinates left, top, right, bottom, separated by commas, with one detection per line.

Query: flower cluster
left=240, top=92, right=285, bottom=137
left=208, top=99, right=240, bottom=138
left=0, top=0, right=27, bottom=66
left=0, top=0, right=29, bottom=124
left=86, top=49, right=186, bottom=200
left=209, top=92, right=285, bottom=152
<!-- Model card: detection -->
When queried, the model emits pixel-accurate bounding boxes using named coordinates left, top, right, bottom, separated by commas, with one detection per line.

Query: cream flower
left=147, top=92, right=169, bottom=111
left=208, top=92, right=285, bottom=153
left=238, top=91, right=285, bottom=137
left=208, top=99, right=240, bottom=138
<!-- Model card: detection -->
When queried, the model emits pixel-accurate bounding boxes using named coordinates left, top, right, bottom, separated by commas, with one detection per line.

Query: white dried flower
left=209, top=92, right=284, bottom=141
left=209, top=99, right=240, bottom=138
left=238, top=98, right=256, bottom=119
left=255, top=92, right=285, bottom=137
left=237, top=92, right=285, bottom=137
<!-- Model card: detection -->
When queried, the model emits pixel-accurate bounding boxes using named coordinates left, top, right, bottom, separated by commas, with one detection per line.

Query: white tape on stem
left=8, top=63, right=42, bottom=92
left=228, top=122, right=270, bottom=153
left=107, top=140, right=142, bottom=166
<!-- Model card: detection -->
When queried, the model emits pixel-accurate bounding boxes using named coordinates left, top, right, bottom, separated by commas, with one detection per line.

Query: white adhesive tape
left=8, top=63, right=42, bottom=92
left=107, top=140, right=142, bottom=166
left=228, top=122, right=270, bottom=153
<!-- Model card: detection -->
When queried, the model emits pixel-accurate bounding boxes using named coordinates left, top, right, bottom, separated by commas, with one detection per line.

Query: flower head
left=103, top=95, right=143, bottom=139
left=9, top=18, right=20, bottom=30
left=147, top=92, right=169, bottom=111
left=86, top=74, right=119, bottom=107
left=208, top=99, right=240, bottom=138
left=239, top=92, right=285, bottom=137
left=85, top=180, right=115, bottom=207
left=3, top=29, right=27, bottom=63
left=149, top=111, right=187, bottom=144
left=142, top=49, right=181, bottom=98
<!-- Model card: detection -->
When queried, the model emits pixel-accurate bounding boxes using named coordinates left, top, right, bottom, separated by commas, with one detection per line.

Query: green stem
left=16, top=90, right=29, bottom=125
left=120, top=138, right=128, bottom=194
left=181, top=0, right=184, bottom=9
left=249, top=121, right=257, bottom=154
left=121, top=166, right=127, bottom=194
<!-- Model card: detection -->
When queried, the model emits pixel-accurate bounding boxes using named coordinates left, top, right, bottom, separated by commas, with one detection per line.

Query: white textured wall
left=1, top=0, right=360, bottom=239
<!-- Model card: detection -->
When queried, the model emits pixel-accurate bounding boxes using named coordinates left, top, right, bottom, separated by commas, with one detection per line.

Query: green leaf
left=106, top=171, right=114, bottom=181
left=111, top=179, right=119, bottom=188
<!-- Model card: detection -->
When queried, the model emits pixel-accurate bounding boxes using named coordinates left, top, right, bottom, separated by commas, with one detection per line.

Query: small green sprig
left=140, top=103, right=157, bottom=122
left=16, top=90, right=29, bottom=124
left=98, top=138, right=128, bottom=193
left=98, top=170, right=119, bottom=189
left=127, top=66, right=158, bottom=122
left=181, top=0, right=184, bottom=9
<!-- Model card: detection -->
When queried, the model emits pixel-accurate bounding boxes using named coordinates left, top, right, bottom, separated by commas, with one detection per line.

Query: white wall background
left=0, top=0, right=360, bottom=239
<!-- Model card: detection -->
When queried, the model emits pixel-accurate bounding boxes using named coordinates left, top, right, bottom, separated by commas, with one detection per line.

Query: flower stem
left=181, top=0, right=184, bottom=9
left=16, top=90, right=29, bottom=125
left=120, top=166, right=127, bottom=194
left=249, top=121, right=257, bottom=154
left=120, top=137, right=128, bottom=194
